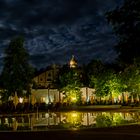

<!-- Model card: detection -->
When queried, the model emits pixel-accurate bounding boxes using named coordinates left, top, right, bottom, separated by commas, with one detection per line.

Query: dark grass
left=0, top=125, right=140, bottom=140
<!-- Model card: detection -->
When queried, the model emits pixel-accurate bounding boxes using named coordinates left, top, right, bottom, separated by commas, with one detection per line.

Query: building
left=33, top=64, right=60, bottom=89
left=31, top=87, right=95, bottom=105
left=69, top=55, right=78, bottom=68
left=33, top=55, right=78, bottom=89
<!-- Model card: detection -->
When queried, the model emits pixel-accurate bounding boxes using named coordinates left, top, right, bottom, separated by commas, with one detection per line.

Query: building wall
left=31, top=87, right=132, bottom=105
left=31, top=87, right=96, bottom=104
left=31, top=89, right=61, bottom=104
left=0, top=88, right=134, bottom=105
left=33, top=66, right=59, bottom=88
left=81, top=87, right=96, bottom=104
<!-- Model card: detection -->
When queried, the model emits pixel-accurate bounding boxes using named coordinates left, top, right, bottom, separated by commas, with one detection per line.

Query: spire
left=69, top=55, right=77, bottom=68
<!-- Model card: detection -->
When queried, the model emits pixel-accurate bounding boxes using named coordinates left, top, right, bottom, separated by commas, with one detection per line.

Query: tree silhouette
left=1, top=36, right=34, bottom=100
left=106, top=0, right=140, bottom=64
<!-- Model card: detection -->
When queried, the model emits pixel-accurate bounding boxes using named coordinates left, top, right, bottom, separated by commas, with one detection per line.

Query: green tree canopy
left=59, top=68, right=82, bottom=104
left=122, top=63, right=140, bottom=96
left=1, top=36, right=34, bottom=99
left=90, top=70, right=122, bottom=99
left=59, top=69, right=82, bottom=89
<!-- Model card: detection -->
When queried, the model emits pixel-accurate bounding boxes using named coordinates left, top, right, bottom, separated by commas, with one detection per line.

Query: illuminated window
left=5, top=118, right=8, bottom=124
left=41, top=97, right=46, bottom=103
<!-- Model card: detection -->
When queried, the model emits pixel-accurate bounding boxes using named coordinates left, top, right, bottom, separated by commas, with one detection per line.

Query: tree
left=90, top=70, right=123, bottom=104
left=59, top=69, right=82, bottom=104
left=1, top=36, right=34, bottom=100
left=106, top=0, right=140, bottom=64
left=122, top=63, right=140, bottom=102
left=87, top=59, right=105, bottom=90
left=87, top=59, right=105, bottom=77
left=62, top=84, right=82, bottom=104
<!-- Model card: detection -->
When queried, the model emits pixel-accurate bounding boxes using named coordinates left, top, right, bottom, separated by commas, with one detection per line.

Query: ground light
left=19, top=97, right=23, bottom=103
left=71, top=97, right=77, bottom=102
left=69, top=90, right=78, bottom=103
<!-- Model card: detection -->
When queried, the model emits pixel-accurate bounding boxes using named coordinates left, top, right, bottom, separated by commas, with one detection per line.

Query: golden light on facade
left=70, top=55, right=77, bottom=68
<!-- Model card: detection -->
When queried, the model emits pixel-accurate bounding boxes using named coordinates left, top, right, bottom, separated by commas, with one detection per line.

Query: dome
left=69, top=55, right=77, bottom=68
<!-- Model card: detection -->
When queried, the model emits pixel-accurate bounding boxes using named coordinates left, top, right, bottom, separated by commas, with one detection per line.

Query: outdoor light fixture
left=71, top=97, right=76, bottom=101
left=19, top=97, right=23, bottom=103
left=72, top=112, right=78, bottom=118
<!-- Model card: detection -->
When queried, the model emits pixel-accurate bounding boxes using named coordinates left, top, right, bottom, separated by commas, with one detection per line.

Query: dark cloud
left=0, top=0, right=123, bottom=26
left=0, top=0, right=123, bottom=71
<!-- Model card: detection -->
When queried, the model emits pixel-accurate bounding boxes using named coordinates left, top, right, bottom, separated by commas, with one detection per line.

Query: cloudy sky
left=0, top=0, right=123, bottom=71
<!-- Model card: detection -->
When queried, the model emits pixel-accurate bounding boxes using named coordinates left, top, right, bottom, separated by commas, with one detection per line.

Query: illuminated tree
left=59, top=69, right=82, bottom=104
left=1, top=36, right=34, bottom=100
left=95, top=114, right=112, bottom=127
left=62, top=84, right=81, bottom=104
left=90, top=70, right=123, bottom=104
left=122, top=63, right=140, bottom=102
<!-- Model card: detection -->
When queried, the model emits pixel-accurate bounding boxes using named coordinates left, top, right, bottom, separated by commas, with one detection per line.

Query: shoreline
left=0, top=105, right=140, bottom=116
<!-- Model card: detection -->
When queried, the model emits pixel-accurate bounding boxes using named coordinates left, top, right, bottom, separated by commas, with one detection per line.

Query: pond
left=0, top=111, right=140, bottom=131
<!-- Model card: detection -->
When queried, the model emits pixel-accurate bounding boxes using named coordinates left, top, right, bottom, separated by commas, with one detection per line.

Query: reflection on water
left=0, top=111, right=140, bottom=131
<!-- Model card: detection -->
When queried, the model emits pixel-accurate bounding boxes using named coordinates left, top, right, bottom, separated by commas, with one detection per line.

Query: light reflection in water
left=0, top=111, right=140, bottom=131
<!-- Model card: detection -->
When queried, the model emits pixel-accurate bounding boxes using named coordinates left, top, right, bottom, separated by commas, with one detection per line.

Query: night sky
left=0, top=0, right=123, bottom=71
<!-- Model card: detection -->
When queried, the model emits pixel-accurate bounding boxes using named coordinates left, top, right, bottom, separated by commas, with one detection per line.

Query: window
left=47, top=78, right=52, bottom=81
left=48, top=73, right=51, bottom=77
left=41, top=97, right=46, bottom=103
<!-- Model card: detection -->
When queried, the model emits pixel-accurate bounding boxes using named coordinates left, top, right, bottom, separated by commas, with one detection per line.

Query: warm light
left=42, top=97, right=46, bottom=102
left=72, top=112, right=78, bottom=118
left=71, top=97, right=77, bottom=101
left=19, top=97, right=23, bottom=103
left=69, top=55, right=77, bottom=68
left=65, top=111, right=81, bottom=128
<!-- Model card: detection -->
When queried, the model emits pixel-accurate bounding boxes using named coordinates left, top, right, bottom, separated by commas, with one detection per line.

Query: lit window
left=41, top=97, right=46, bottom=103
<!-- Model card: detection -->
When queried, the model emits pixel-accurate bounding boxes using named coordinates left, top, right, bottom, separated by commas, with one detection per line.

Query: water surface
left=0, top=111, right=140, bottom=131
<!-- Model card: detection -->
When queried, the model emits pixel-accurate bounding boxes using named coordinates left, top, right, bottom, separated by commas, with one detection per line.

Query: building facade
left=33, top=64, right=60, bottom=89
left=33, top=55, right=78, bottom=89
left=31, top=87, right=95, bottom=105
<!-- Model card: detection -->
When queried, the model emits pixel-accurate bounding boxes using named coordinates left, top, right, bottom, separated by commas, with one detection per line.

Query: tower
left=69, top=55, right=77, bottom=68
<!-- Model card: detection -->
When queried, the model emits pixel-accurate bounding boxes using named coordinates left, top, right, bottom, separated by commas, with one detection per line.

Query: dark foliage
left=1, top=36, right=34, bottom=99
left=106, top=0, right=140, bottom=64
